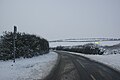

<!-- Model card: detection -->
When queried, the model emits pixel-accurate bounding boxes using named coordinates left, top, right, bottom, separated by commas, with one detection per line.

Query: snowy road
left=45, top=51, right=120, bottom=80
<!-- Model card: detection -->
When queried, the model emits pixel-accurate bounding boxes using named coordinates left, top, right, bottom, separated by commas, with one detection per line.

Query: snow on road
left=66, top=51, right=120, bottom=72
left=0, top=52, right=58, bottom=80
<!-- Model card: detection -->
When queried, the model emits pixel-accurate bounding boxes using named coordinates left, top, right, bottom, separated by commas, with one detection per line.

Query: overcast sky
left=0, top=0, right=120, bottom=40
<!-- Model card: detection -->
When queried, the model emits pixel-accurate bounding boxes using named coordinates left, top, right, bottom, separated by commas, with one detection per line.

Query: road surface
left=44, top=51, right=120, bottom=80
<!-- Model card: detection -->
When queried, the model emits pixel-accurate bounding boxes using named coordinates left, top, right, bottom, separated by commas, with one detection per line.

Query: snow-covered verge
left=0, top=52, right=58, bottom=80
left=65, top=51, right=120, bottom=72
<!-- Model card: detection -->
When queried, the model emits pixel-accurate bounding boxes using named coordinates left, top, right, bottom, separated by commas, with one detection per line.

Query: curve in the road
left=44, top=51, right=120, bottom=80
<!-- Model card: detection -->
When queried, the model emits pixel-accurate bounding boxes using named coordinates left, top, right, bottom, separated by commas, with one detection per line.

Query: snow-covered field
left=50, top=41, right=120, bottom=47
left=66, top=51, right=120, bottom=72
left=0, top=52, right=58, bottom=80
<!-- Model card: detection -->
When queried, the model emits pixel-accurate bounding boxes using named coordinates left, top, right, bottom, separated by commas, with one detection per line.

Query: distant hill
left=104, top=43, right=120, bottom=49
left=49, top=38, right=120, bottom=43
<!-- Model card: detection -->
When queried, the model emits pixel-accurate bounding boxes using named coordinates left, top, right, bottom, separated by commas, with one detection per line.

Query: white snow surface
left=50, top=41, right=120, bottom=47
left=65, top=51, right=120, bottom=72
left=0, top=52, right=58, bottom=80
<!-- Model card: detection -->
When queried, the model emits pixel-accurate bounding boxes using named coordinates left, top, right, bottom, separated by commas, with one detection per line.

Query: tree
left=0, top=31, right=49, bottom=60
